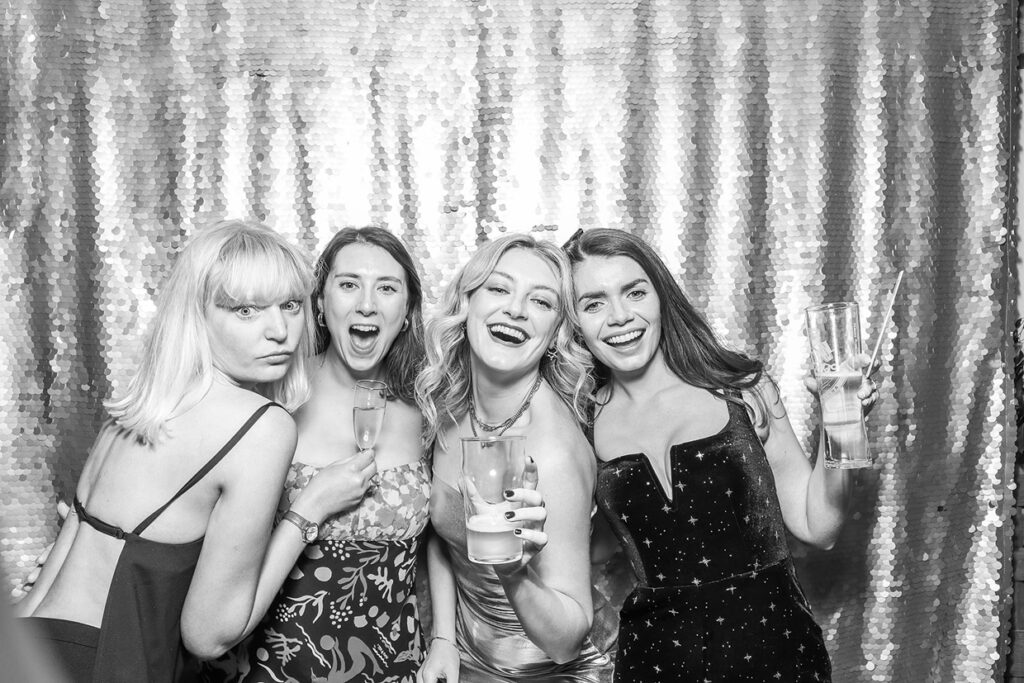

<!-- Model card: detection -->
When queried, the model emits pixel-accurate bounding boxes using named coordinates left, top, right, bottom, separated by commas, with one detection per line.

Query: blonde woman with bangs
left=415, top=234, right=608, bottom=683
left=18, top=220, right=366, bottom=683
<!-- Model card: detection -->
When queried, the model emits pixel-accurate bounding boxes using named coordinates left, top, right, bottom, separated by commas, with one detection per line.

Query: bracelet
left=431, top=635, right=457, bottom=648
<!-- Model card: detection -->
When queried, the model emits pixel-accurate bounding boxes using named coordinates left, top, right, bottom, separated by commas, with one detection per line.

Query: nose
left=504, top=294, right=527, bottom=320
left=356, top=288, right=376, bottom=316
left=264, top=307, right=288, bottom=342
left=607, top=297, right=633, bottom=326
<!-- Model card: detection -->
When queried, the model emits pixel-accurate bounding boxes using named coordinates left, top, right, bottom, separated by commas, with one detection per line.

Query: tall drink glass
left=460, top=435, right=526, bottom=564
left=353, top=380, right=388, bottom=452
left=805, top=302, right=871, bottom=469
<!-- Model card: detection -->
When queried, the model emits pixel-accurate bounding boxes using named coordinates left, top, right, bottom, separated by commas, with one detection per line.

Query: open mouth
left=349, top=324, right=380, bottom=347
left=487, top=323, right=530, bottom=345
left=604, top=329, right=644, bottom=348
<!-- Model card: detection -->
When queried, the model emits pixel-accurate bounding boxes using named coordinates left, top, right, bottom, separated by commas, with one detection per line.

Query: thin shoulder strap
left=132, top=402, right=280, bottom=535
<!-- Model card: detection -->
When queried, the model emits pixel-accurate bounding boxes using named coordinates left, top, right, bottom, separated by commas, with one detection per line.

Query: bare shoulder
left=388, top=397, right=425, bottom=442
left=200, top=384, right=297, bottom=463
left=527, top=386, right=595, bottom=476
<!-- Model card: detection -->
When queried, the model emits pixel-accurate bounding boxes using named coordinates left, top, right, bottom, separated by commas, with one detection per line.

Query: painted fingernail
left=503, top=489, right=514, bottom=498
left=513, top=528, right=522, bottom=536
left=504, top=511, right=514, bottom=520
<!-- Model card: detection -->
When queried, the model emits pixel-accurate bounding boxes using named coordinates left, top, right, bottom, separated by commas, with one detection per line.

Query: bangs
left=208, top=241, right=310, bottom=307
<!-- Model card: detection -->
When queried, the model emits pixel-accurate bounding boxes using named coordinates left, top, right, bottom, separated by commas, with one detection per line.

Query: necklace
left=469, top=373, right=543, bottom=437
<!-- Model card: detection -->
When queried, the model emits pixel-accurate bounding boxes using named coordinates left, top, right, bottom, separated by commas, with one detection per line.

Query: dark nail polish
left=503, top=489, right=514, bottom=498
left=504, top=511, right=514, bottom=520
left=513, top=528, right=522, bottom=536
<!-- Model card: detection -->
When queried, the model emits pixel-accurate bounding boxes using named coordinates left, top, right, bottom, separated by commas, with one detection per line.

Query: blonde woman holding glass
left=415, top=234, right=608, bottom=683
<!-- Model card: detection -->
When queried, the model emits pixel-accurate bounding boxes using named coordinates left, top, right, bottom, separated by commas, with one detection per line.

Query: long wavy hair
left=564, top=228, right=774, bottom=432
left=311, top=227, right=424, bottom=403
left=415, top=233, right=594, bottom=448
left=105, top=219, right=314, bottom=443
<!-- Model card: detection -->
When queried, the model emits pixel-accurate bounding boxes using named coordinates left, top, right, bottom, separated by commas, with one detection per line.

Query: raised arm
left=753, top=373, right=874, bottom=549
left=497, top=439, right=595, bottom=664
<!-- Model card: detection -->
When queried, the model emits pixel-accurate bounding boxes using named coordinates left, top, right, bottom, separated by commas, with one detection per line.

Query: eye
left=487, top=285, right=509, bottom=295
left=234, top=304, right=259, bottom=319
left=581, top=300, right=603, bottom=314
left=338, top=280, right=358, bottom=291
left=379, top=284, right=398, bottom=295
left=281, top=300, right=302, bottom=313
left=627, top=288, right=647, bottom=300
left=531, top=297, right=555, bottom=311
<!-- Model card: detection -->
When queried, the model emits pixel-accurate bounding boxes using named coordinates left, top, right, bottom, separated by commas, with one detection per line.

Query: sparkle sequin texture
left=0, top=2, right=1015, bottom=681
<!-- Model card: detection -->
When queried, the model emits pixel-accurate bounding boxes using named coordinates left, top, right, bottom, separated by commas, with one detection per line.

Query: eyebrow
left=576, top=277, right=649, bottom=303
left=333, top=272, right=405, bottom=284
left=490, top=269, right=560, bottom=298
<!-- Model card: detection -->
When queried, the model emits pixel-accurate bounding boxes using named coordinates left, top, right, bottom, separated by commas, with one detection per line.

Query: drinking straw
left=866, top=270, right=904, bottom=376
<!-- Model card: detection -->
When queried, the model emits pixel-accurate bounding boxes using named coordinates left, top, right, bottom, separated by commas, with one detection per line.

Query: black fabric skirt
left=23, top=616, right=99, bottom=683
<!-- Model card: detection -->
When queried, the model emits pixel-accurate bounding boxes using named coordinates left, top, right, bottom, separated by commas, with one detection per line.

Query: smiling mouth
left=488, top=323, right=530, bottom=345
left=604, top=329, right=644, bottom=348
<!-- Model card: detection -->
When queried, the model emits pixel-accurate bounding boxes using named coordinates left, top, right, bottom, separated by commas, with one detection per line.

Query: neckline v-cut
left=599, top=399, right=735, bottom=505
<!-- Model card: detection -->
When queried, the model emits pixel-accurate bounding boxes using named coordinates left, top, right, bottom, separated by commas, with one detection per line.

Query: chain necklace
left=469, top=373, right=543, bottom=437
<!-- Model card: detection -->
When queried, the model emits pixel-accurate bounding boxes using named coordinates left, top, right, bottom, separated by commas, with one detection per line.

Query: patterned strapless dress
left=211, top=457, right=431, bottom=683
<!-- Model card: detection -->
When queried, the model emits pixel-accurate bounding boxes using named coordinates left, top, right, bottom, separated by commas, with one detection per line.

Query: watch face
left=302, top=525, right=319, bottom=543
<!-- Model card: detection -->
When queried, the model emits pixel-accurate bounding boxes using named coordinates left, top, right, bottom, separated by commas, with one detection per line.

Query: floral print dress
left=238, top=457, right=431, bottom=683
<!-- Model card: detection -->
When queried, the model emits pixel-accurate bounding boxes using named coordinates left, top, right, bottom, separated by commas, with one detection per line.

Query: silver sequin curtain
left=0, top=1, right=1016, bottom=680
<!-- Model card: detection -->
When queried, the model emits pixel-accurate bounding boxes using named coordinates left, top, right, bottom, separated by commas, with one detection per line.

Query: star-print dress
left=239, top=457, right=431, bottom=683
left=595, top=397, right=831, bottom=682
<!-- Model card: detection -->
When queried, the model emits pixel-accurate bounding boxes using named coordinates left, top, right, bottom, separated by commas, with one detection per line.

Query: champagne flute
left=353, top=380, right=388, bottom=452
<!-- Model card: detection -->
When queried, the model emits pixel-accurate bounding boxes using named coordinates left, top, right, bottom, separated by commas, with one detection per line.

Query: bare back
left=22, top=382, right=292, bottom=630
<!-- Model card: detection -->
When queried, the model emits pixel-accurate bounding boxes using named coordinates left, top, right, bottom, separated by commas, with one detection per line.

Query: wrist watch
left=282, top=510, right=320, bottom=544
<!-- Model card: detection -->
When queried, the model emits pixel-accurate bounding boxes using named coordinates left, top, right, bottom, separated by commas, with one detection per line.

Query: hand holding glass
left=460, top=436, right=527, bottom=564
left=353, top=380, right=388, bottom=452
left=805, top=302, right=871, bottom=469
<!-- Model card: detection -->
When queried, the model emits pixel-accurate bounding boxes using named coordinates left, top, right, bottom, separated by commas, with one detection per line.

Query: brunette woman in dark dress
left=564, top=229, right=878, bottom=683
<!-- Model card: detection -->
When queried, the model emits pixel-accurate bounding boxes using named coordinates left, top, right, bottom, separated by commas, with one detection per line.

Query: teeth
left=490, top=324, right=527, bottom=342
left=607, top=330, right=643, bottom=345
left=351, top=325, right=379, bottom=333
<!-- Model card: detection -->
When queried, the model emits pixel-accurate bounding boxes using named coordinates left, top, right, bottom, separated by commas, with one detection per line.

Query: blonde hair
left=415, top=233, right=594, bottom=448
left=105, top=219, right=313, bottom=443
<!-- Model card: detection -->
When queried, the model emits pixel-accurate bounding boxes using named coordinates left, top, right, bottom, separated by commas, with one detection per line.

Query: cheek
left=578, top=318, right=601, bottom=347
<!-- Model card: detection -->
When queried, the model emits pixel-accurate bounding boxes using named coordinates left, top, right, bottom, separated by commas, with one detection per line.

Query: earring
left=317, top=311, right=325, bottom=327
left=402, top=318, right=409, bottom=332
left=546, top=347, right=557, bottom=361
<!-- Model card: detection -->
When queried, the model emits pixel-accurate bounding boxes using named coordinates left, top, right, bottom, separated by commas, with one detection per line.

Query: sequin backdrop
left=0, top=0, right=1016, bottom=680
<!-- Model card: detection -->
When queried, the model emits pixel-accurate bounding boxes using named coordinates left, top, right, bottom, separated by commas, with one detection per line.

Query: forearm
left=239, top=522, right=308, bottom=636
left=495, top=564, right=590, bottom=664
left=803, top=438, right=853, bottom=548
left=426, top=532, right=458, bottom=640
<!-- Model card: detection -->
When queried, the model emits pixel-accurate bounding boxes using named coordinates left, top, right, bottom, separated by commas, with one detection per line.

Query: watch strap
left=282, top=510, right=318, bottom=542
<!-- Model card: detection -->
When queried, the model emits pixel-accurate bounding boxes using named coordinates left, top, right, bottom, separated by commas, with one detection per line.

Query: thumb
left=522, top=456, right=538, bottom=491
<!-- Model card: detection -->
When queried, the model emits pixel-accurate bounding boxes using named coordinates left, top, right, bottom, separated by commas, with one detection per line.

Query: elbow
left=184, top=637, right=233, bottom=661
left=803, top=529, right=840, bottom=551
left=541, top=631, right=588, bottom=665
left=182, top=623, right=244, bottom=661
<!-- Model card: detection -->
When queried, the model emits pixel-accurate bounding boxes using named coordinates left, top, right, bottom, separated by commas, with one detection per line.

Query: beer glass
left=460, top=435, right=526, bottom=564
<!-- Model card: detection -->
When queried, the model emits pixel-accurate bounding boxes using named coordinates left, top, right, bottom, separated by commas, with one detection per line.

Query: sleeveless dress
left=595, top=398, right=832, bottom=683
left=235, top=457, right=431, bottom=683
left=23, top=403, right=278, bottom=683
left=430, top=479, right=609, bottom=683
